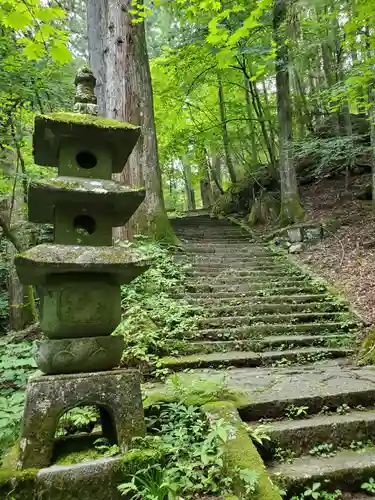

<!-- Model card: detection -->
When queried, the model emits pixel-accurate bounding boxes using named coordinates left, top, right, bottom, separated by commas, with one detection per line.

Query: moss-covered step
left=183, top=293, right=330, bottom=304
left=185, top=322, right=357, bottom=341
left=174, top=334, right=353, bottom=355
left=198, top=302, right=347, bottom=316
left=197, top=312, right=356, bottom=328
left=160, top=346, right=350, bottom=370
left=182, top=244, right=274, bottom=252
left=187, top=270, right=305, bottom=279
left=15, top=244, right=151, bottom=285
left=186, top=263, right=289, bottom=270
left=255, top=409, right=375, bottom=457
left=269, top=449, right=375, bottom=494
left=187, top=284, right=322, bottom=294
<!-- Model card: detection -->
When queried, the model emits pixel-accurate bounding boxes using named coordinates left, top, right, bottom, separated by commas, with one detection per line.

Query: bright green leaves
left=130, top=0, right=153, bottom=24
left=50, top=39, right=72, bottom=65
left=0, top=0, right=71, bottom=64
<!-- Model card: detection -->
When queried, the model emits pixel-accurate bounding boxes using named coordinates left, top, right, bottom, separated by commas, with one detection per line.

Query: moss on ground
left=359, top=326, right=375, bottom=364
left=202, top=401, right=283, bottom=500
left=0, top=468, right=38, bottom=499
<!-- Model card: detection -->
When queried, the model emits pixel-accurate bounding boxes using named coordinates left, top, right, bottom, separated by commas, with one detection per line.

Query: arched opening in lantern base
left=52, top=404, right=118, bottom=464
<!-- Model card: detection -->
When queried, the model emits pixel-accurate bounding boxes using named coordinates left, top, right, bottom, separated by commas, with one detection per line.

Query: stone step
left=187, top=269, right=304, bottom=278
left=183, top=248, right=274, bottom=256
left=179, top=238, right=255, bottom=244
left=182, top=243, right=270, bottom=250
left=175, top=256, right=279, bottom=264
left=258, top=409, right=375, bottom=457
left=186, top=322, right=354, bottom=341
left=269, top=449, right=375, bottom=493
left=186, top=263, right=288, bottom=271
left=183, top=293, right=330, bottom=304
left=197, top=312, right=351, bottom=328
left=177, top=333, right=353, bottom=354
left=160, top=347, right=350, bottom=370
left=188, top=283, right=318, bottom=294
left=192, top=276, right=308, bottom=285
left=184, top=285, right=326, bottom=296
left=195, top=301, right=346, bottom=316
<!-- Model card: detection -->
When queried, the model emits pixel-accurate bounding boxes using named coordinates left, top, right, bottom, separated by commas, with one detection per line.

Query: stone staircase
left=164, top=214, right=375, bottom=498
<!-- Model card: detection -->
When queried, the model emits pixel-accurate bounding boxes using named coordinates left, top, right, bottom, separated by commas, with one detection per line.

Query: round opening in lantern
left=76, top=151, right=97, bottom=169
left=73, top=215, right=96, bottom=235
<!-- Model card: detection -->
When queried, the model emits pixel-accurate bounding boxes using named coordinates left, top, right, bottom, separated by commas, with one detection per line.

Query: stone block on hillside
left=287, top=227, right=303, bottom=243
left=289, top=243, right=304, bottom=254
left=303, top=224, right=323, bottom=242
left=19, top=369, right=145, bottom=469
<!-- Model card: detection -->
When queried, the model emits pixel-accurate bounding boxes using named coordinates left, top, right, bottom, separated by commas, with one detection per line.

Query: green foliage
left=55, top=406, right=100, bottom=437
left=285, top=404, right=309, bottom=419
left=274, top=447, right=296, bottom=464
left=0, top=240, right=9, bottom=331
left=245, top=424, right=271, bottom=447
left=119, top=401, right=259, bottom=499
left=0, top=340, right=35, bottom=456
left=309, top=443, right=336, bottom=458
left=93, top=438, right=120, bottom=458
left=116, top=237, right=201, bottom=375
left=361, top=477, right=375, bottom=493
left=291, top=483, right=342, bottom=499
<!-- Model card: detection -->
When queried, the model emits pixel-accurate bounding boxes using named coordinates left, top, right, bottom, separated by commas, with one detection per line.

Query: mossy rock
left=0, top=468, right=38, bottom=499
left=202, top=402, right=282, bottom=500
left=211, top=168, right=279, bottom=217
left=359, top=326, right=375, bottom=364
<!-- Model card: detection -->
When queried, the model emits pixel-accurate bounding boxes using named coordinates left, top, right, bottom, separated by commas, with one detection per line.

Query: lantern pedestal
left=18, top=369, right=145, bottom=470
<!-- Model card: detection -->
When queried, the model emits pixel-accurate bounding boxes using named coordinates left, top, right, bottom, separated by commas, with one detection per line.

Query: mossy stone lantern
left=15, top=67, right=149, bottom=469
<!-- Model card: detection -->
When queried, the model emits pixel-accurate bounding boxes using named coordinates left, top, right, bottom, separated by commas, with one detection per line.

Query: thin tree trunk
left=273, top=0, right=304, bottom=224
left=261, top=79, right=278, bottom=156
left=244, top=75, right=258, bottom=165
left=182, top=161, right=196, bottom=210
left=200, top=178, right=213, bottom=208
left=246, top=78, right=275, bottom=165
left=87, top=0, right=177, bottom=243
left=217, top=73, right=237, bottom=183
left=210, top=153, right=224, bottom=197
left=364, top=28, right=375, bottom=208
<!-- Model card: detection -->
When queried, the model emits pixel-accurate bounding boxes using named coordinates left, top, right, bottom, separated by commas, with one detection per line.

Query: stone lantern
left=15, top=67, right=149, bottom=469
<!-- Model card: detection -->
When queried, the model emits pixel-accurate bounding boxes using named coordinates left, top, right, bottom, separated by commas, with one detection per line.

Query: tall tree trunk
left=217, top=73, right=237, bottom=183
left=244, top=75, right=258, bottom=165
left=364, top=28, right=375, bottom=209
left=182, top=160, right=196, bottom=210
left=87, top=0, right=177, bottom=243
left=209, top=153, right=224, bottom=198
left=273, top=0, right=304, bottom=224
left=200, top=179, right=213, bottom=208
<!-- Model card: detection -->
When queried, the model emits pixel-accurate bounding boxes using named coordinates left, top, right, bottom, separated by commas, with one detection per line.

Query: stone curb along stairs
left=166, top=213, right=375, bottom=499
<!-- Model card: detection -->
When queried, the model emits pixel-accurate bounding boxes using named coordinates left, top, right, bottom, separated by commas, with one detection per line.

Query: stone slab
left=269, top=449, right=375, bottom=491
left=28, top=177, right=145, bottom=226
left=261, top=410, right=375, bottom=455
left=147, top=360, right=375, bottom=419
left=19, top=369, right=145, bottom=469
left=15, top=244, right=151, bottom=285
left=36, top=457, right=124, bottom=500
left=35, top=336, right=124, bottom=374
